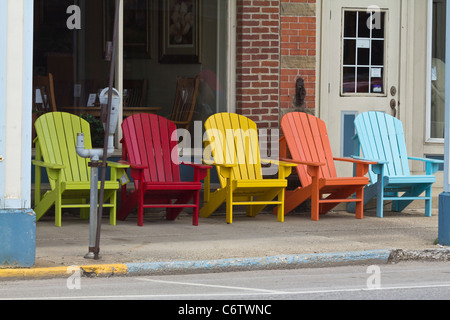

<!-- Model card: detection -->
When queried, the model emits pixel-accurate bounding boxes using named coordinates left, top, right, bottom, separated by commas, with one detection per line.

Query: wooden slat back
left=34, top=112, right=91, bottom=187
left=122, top=114, right=181, bottom=184
left=354, top=111, right=410, bottom=182
left=170, top=76, right=199, bottom=125
left=281, top=112, right=337, bottom=186
left=204, top=113, right=262, bottom=188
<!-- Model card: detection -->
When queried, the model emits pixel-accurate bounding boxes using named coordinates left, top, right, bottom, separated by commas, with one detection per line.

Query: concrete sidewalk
left=1, top=205, right=449, bottom=279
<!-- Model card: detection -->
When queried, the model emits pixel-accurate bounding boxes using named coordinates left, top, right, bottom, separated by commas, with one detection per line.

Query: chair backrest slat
left=204, top=113, right=262, bottom=188
left=122, top=114, right=181, bottom=184
left=355, top=112, right=410, bottom=182
left=34, top=112, right=92, bottom=187
left=281, top=112, right=337, bottom=187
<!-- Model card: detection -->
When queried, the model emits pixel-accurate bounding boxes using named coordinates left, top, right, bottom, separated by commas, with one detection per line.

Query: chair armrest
left=181, top=162, right=213, bottom=170
left=351, top=156, right=388, bottom=165
left=278, top=158, right=325, bottom=167
left=118, top=160, right=147, bottom=170
left=32, top=160, right=65, bottom=170
left=408, top=157, right=444, bottom=164
left=107, top=161, right=130, bottom=169
left=334, top=157, right=378, bottom=165
left=261, top=158, right=299, bottom=168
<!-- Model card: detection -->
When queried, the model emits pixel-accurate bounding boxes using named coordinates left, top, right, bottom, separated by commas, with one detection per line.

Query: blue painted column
left=438, top=0, right=450, bottom=246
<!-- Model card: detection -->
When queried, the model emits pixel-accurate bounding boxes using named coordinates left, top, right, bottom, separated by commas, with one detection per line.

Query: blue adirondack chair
left=352, top=112, right=443, bottom=218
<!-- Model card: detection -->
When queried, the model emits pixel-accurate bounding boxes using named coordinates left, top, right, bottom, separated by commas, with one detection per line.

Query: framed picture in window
left=159, top=0, right=201, bottom=64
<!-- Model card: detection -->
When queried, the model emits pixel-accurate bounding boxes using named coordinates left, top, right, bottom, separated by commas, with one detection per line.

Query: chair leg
left=226, top=185, right=233, bottom=224
left=425, top=186, right=432, bottom=217
left=55, top=194, right=62, bottom=227
left=137, top=182, right=144, bottom=227
left=355, top=188, right=363, bottom=220
left=110, top=191, right=117, bottom=226
left=277, top=190, right=285, bottom=223
left=193, top=191, right=199, bottom=226
left=376, top=180, right=384, bottom=218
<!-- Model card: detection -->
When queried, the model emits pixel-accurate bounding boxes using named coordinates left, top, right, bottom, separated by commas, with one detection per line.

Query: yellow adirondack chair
left=200, top=113, right=297, bottom=224
left=33, top=112, right=128, bottom=227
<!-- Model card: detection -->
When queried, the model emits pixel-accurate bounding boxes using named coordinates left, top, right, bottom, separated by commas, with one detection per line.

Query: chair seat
left=385, top=175, right=436, bottom=185
left=62, top=181, right=120, bottom=192
left=143, top=181, right=202, bottom=191
left=320, top=177, right=369, bottom=187
left=236, top=179, right=287, bottom=189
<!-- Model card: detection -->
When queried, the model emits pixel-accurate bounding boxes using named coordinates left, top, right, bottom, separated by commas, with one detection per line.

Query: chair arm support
left=181, top=162, right=213, bottom=181
left=408, top=157, right=444, bottom=175
left=117, top=160, right=146, bottom=180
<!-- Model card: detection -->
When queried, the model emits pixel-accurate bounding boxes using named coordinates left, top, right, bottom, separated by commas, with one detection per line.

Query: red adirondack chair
left=118, top=113, right=211, bottom=226
left=278, top=112, right=376, bottom=221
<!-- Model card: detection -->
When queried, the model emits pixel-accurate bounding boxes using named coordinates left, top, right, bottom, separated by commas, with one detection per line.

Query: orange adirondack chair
left=117, top=113, right=211, bottom=226
left=278, top=112, right=376, bottom=221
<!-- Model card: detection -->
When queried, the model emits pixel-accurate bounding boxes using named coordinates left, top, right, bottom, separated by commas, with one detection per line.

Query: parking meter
left=76, top=87, right=121, bottom=259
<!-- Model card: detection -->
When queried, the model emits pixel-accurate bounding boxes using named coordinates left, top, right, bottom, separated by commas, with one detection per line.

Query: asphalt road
left=1, top=261, right=449, bottom=303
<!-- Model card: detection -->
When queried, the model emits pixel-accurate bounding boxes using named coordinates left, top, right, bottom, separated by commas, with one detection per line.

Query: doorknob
left=390, top=99, right=397, bottom=117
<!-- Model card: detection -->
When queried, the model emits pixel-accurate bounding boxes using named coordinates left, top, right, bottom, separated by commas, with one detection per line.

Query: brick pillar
left=280, top=0, right=317, bottom=117
left=236, top=0, right=281, bottom=129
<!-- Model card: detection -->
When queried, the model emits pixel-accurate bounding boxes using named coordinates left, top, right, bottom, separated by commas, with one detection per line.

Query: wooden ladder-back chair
left=33, top=112, right=128, bottom=227
left=200, top=113, right=297, bottom=224
left=278, top=112, right=376, bottom=221
left=33, top=73, right=57, bottom=113
left=118, top=113, right=211, bottom=226
left=353, top=111, right=443, bottom=218
left=169, top=76, right=200, bottom=131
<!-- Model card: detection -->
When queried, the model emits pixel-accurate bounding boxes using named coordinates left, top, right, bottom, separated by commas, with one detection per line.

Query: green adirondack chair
left=352, top=112, right=444, bottom=218
left=33, top=112, right=128, bottom=227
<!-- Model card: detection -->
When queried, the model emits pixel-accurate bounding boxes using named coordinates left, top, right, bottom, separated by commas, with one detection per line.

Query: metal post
left=85, top=158, right=99, bottom=259
left=438, top=0, right=450, bottom=245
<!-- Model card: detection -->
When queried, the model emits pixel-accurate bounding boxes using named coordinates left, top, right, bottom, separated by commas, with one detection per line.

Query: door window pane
left=341, top=10, right=386, bottom=95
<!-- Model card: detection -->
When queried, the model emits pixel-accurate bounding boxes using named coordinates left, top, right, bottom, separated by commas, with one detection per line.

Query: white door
left=320, top=0, right=402, bottom=175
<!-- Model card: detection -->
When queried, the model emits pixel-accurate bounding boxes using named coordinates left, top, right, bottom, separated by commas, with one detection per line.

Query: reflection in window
left=430, top=0, right=446, bottom=139
left=341, top=10, right=386, bottom=95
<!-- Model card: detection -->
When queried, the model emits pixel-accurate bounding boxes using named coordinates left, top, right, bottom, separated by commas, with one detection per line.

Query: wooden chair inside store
left=33, top=73, right=57, bottom=113
left=169, top=75, right=200, bottom=131
left=122, top=79, right=151, bottom=117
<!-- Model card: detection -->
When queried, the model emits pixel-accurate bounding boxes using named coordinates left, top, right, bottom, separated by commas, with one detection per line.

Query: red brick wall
left=236, top=0, right=317, bottom=128
left=236, top=0, right=281, bottom=129
left=280, top=0, right=316, bottom=112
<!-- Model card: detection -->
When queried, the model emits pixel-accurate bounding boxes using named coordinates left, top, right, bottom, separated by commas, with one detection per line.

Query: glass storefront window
left=33, top=0, right=230, bottom=147
left=430, top=0, right=446, bottom=139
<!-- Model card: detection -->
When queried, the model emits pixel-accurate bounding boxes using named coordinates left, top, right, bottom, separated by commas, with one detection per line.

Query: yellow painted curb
left=0, top=264, right=128, bottom=279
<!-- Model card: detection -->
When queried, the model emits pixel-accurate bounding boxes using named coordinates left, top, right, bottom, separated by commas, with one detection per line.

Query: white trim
left=426, top=0, right=445, bottom=144
left=444, top=0, right=450, bottom=192
left=20, top=0, right=34, bottom=209
left=227, top=0, right=237, bottom=113
left=0, top=0, right=7, bottom=208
